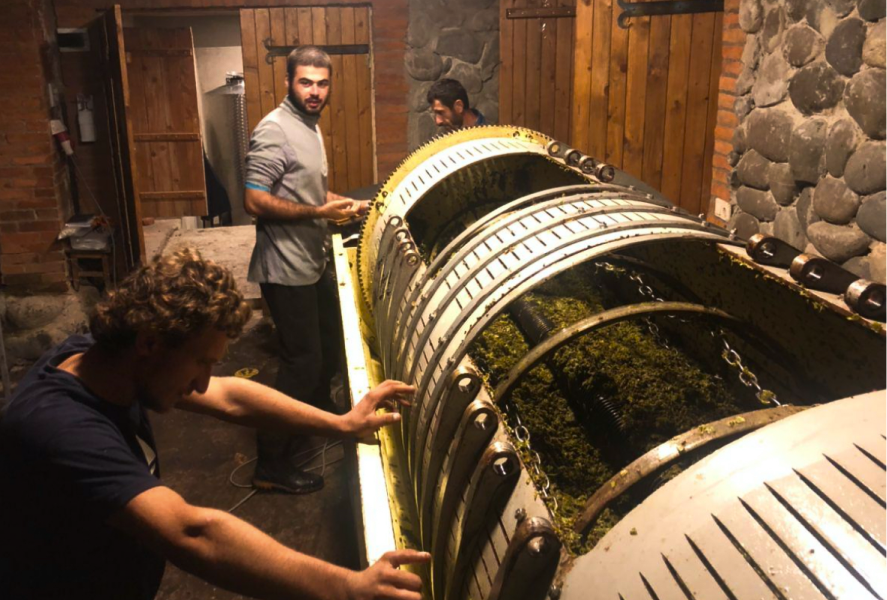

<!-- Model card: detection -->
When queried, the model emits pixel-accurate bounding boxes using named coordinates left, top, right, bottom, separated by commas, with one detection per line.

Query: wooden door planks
left=678, top=12, right=717, bottom=215
left=569, top=0, right=723, bottom=213
left=502, top=0, right=577, bottom=140
left=641, top=12, right=672, bottom=190
left=355, top=7, right=375, bottom=186
left=126, top=26, right=206, bottom=218
left=659, top=13, right=693, bottom=203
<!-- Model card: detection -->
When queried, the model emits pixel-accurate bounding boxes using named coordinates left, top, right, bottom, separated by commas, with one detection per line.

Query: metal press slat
left=713, top=502, right=826, bottom=599
left=826, top=447, right=886, bottom=504
left=767, top=473, right=886, bottom=597
left=741, top=486, right=878, bottom=599
left=796, top=461, right=887, bottom=549
left=683, top=530, right=777, bottom=600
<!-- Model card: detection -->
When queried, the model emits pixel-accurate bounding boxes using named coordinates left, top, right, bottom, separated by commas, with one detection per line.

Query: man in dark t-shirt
left=0, top=335, right=164, bottom=599
left=0, top=248, right=428, bottom=600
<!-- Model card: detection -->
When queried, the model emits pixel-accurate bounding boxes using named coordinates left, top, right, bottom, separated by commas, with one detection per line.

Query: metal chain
left=505, top=401, right=558, bottom=513
left=716, top=331, right=781, bottom=406
left=594, top=260, right=780, bottom=407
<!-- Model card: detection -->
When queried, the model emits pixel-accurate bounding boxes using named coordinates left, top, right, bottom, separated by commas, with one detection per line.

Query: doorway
left=126, top=12, right=249, bottom=226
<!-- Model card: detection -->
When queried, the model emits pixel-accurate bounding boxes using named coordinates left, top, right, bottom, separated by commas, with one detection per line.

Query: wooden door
left=125, top=27, right=208, bottom=219
left=240, top=7, right=375, bottom=194
left=91, top=6, right=144, bottom=268
left=571, top=2, right=723, bottom=215
left=500, top=0, right=576, bottom=143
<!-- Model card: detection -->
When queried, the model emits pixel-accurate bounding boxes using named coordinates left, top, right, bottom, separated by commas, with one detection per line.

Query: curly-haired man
left=0, top=248, right=428, bottom=600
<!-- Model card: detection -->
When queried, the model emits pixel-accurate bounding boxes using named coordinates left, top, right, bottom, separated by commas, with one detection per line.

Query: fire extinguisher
left=50, top=119, right=74, bottom=156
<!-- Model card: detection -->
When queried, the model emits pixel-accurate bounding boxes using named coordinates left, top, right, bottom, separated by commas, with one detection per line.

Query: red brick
left=0, top=209, right=35, bottom=221
left=715, top=126, right=734, bottom=142
left=35, top=208, right=60, bottom=219
left=724, top=11, right=739, bottom=26
left=13, top=199, right=56, bottom=210
left=33, top=187, right=57, bottom=198
left=18, top=220, right=60, bottom=232
left=718, top=93, right=736, bottom=109
left=713, top=154, right=731, bottom=171
left=715, top=140, right=733, bottom=155
left=719, top=75, right=737, bottom=94
left=722, top=44, right=743, bottom=61
left=0, top=222, right=19, bottom=233
left=5, top=178, right=39, bottom=188
left=711, top=182, right=730, bottom=200
left=722, top=59, right=742, bottom=77
left=723, top=26, right=748, bottom=45
left=717, top=110, right=739, bottom=128
left=0, top=188, right=32, bottom=202
left=12, top=154, right=52, bottom=166
left=6, top=133, right=49, bottom=145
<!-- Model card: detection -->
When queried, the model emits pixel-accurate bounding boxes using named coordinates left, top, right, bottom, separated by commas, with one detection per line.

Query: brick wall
left=710, top=0, right=742, bottom=221
left=53, top=0, right=410, bottom=181
left=0, top=0, right=70, bottom=293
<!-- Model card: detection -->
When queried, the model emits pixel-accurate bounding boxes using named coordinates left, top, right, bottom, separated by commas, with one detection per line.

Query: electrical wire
left=226, top=440, right=345, bottom=513
left=227, top=384, right=351, bottom=513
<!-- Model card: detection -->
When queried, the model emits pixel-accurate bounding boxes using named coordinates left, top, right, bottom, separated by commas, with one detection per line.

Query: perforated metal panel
left=560, top=392, right=887, bottom=600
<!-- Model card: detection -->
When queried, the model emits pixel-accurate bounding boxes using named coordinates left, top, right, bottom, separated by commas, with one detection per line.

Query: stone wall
left=727, top=0, right=885, bottom=283
left=405, top=0, right=500, bottom=150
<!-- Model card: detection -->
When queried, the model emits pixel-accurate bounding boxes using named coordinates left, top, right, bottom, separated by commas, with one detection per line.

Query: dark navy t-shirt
left=0, top=335, right=165, bottom=599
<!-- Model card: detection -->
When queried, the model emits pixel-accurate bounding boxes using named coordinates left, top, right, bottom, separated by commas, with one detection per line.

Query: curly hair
left=90, top=247, right=252, bottom=350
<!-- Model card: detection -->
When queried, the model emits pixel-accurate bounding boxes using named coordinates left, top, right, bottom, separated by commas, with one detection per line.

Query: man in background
left=427, top=78, right=488, bottom=132
left=244, top=46, right=368, bottom=495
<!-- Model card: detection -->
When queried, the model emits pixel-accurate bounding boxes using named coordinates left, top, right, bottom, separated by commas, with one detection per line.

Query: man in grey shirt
left=244, top=46, right=367, bottom=494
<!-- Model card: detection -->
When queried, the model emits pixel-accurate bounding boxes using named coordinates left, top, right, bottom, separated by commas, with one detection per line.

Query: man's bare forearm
left=178, top=377, right=350, bottom=437
left=244, top=188, right=323, bottom=220
left=117, top=488, right=357, bottom=600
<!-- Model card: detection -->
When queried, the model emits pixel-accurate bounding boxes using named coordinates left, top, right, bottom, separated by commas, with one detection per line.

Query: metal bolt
left=528, top=536, right=549, bottom=556
left=549, top=585, right=562, bottom=599
left=458, top=378, right=474, bottom=394
left=514, top=508, right=527, bottom=523
left=474, top=413, right=490, bottom=431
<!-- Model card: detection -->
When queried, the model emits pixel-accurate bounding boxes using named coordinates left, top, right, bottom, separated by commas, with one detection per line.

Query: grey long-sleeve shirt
left=245, top=97, right=330, bottom=286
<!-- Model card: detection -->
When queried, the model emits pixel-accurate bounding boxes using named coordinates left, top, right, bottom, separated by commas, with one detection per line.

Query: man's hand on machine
left=320, top=198, right=370, bottom=224
left=345, top=549, right=430, bottom=600
left=342, top=380, right=416, bottom=438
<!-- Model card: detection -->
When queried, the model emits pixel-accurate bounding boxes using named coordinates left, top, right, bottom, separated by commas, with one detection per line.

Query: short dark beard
left=288, top=89, right=327, bottom=116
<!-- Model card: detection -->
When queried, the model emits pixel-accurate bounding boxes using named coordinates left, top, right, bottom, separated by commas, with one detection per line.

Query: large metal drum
left=346, top=126, right=886, bottom=600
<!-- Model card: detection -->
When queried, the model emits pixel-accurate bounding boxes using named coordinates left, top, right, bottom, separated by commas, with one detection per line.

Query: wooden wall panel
left=499, top=0, right=576, bottom=141
left=570, top=1, right=723, bottom=213
left=240, top=6, right=375, bottom=194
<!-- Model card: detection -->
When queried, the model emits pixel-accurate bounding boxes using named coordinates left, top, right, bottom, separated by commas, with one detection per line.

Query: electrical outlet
left=713, top=197, right=732, bottom=221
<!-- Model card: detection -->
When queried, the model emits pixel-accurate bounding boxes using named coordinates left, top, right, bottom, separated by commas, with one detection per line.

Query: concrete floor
left=144, top=220, right=261, bottom=306
left=151, top=315, right=360, bottom=599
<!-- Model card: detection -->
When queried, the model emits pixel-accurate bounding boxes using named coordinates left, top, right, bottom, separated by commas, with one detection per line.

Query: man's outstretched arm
left=177, top=377, right=414, bottom=439
left=109, top=486, right=428, bottom=600
left=244, top=187, right=359, bottom=222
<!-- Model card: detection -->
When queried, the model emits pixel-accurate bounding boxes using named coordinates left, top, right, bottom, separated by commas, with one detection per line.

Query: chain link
left=719, top=335, right=781, bottom=406
left=504, top=401, right=558, bottom=513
